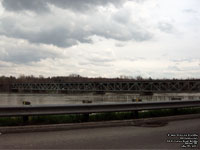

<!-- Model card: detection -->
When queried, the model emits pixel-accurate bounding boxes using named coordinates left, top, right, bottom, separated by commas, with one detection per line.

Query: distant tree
left=18, top=74, right=26, bottom=79
left=69, top=74, right=81, bottom=78
left=136, top=75, right=143, bottom=80
left=119, top=75, right=133, bottom=79
left=39, top=75, right=44, bottom=79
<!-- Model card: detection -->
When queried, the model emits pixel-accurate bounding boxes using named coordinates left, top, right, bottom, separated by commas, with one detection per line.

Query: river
left=0, top=93, right=200, bottom=106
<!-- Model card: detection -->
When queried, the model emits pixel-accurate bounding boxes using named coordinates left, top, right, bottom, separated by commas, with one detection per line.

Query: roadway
left=0, top=118, right=199, bottom=149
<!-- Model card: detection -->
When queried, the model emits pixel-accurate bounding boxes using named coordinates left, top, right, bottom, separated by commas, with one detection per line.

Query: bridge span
left=11, top=80, right=200, bottom=93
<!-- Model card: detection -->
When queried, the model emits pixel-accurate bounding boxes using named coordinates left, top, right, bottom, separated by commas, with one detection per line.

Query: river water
left=0, top=93, right=200, bottom=106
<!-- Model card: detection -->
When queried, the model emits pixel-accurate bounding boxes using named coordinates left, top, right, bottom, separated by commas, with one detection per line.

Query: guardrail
left=0, top=100, right=200, bottom=118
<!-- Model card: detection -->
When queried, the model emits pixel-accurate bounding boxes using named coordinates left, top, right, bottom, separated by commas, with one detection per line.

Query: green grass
left=31, top=115, right=83, bottom=124
left=0, top=117, right=23, bottom=126
left=0, top=107, right=200, bottom=126
left=90, top=112, right=133, bottom=121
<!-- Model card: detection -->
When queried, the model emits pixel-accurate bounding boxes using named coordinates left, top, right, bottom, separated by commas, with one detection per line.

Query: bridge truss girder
left=11, top=80, right=200, bottom=93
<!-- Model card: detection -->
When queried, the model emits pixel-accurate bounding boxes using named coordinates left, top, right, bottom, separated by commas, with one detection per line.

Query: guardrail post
left=23, top=115, right=29, bottom=123
left=83, top=113, right=89, bottom=122
left=132, top=110, right=139, bottom=119
left=173, top=108, right=178, bottom=115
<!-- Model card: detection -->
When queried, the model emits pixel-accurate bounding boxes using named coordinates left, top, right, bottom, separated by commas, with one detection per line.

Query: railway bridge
left=11, top=80, right=200, bottom=93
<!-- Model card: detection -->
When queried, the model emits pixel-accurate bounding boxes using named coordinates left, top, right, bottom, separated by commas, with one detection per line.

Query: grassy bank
left=0, top=107, right=200, bottom=126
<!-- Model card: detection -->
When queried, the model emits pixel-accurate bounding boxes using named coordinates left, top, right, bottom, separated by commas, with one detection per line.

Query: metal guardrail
left=0, top=100, right=200, bottom=117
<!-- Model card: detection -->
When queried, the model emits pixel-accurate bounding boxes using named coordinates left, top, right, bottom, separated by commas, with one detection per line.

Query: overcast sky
left=0, top=0, right=200, bottom=78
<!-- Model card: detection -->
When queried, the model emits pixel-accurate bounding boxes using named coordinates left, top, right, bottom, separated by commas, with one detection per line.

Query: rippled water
left=0, top=93, right=103, bottom=106
left=0, top=93, right=131, bottom=106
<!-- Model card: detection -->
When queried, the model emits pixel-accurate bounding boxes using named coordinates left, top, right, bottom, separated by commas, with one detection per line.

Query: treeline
left=0, top=74, right=199, bottom=92
left=0, top=74, right=145, bottom=88
left=0, top=76, right=16, bottom=92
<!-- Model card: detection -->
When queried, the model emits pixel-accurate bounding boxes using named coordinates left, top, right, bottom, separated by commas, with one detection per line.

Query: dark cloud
left=0, top=0, right=153, bottom=48
left=2, top=0, right=126, bottom=13
left=2, top=0, right=49, bottom=13
left=0, top=15, right=152, bottom=47
left=32, top=27, right=93, bottom=47
left=30, top=27, right=80, bottom=47
left=48, top=0, right=125, bottom=11
left=0, top=18, right=92, bottom=47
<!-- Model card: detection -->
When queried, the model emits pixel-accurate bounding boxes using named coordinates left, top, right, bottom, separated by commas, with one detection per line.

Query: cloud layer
left=2, top=0, right=126, bottom=13
left=0, top=0, right=200, bottom=78
left=0, top=0, right=152, bottom=48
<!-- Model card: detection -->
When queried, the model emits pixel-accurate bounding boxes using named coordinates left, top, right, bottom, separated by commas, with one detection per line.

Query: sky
left=0, top=0, right=200, bottom=78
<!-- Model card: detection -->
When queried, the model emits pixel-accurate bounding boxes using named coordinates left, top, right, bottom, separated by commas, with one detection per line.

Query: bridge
left=11, top=79, right=200, bottom=93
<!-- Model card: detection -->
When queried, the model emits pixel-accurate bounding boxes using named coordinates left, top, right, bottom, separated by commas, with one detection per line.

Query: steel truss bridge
left=11, top=80, right=200, bottom=93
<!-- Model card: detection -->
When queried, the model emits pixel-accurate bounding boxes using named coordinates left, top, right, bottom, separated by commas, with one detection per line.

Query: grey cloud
left=30, top=27, right=79, bottom=47
left=0, top=61, right=13, bottom=68
left=158, top=22, right=174, bottom=33
left=0, top=18, right=92, bottom=47
left=0, top=38, right=61, bottom=64
left=0, top=0, right=153, bottom=48
left=0, top=48, right=59, bottom=64
left=2, top=0, right=49, bottom=13
left=48, top=0, right=125, bottom=11
left=0, top=14, right=152, bottom=47
left=115, top=43, right=125, bottom=47
left=109, top=7, right=152, bottom=41
left=112, top=9, right=131, bottom=24
left=94, top=23, right=152, bottom=42
left=78, top=49, right=115, bottom=67
left=2, top=0, right=126, bottom=13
